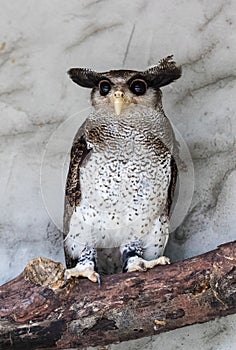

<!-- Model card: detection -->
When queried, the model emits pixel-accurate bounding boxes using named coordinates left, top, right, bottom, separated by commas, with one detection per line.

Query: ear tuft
left=144, top=55, right=182, bottom=88
left=67, top=68, right=102, bottom=88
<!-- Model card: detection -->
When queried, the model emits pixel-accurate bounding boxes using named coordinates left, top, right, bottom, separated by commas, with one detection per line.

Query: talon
left=97, top=274, right=101, bottom=288
left=88, top=271, right=101, bottom=284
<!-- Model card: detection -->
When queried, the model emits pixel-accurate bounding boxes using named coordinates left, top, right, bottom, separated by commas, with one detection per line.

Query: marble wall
left=0, top=0, right=235, bottom=349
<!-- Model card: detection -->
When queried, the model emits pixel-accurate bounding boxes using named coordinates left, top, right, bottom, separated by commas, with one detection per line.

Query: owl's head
left=68, top=56, right=181, bottom=115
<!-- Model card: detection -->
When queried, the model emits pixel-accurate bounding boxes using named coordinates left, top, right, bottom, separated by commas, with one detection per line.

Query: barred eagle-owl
left=64, top=56, right=181, bottom=284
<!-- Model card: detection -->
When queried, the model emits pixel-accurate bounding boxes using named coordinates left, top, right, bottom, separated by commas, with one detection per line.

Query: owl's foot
left=65, top=261, right=101, bottom=285
left=125, top=255, right=170, bottom=273
left=122, top=240, right=170, bottom=273
left=64, top=245, right=101, bottom=285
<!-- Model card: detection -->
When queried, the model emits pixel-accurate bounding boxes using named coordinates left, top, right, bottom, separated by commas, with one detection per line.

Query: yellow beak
left=113, top=91, right=124, bottom=116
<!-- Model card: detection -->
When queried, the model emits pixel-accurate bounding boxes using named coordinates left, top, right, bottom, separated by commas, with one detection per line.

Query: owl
left=64, top=56, right=181, bottom=284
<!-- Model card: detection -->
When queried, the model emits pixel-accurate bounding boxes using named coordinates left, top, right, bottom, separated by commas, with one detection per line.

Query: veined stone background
left=0, top=0, right=235, bottom=349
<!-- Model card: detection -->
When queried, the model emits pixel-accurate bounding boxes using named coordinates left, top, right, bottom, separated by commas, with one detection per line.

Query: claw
left=97, top=273, right=101, bottom=288
left=88, top=271, right=101, bottom=286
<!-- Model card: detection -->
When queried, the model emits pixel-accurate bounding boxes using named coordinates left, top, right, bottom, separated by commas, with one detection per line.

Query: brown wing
left=63, top=123, right=91, bottom=267
left=167, top=155, right=178, bottom=215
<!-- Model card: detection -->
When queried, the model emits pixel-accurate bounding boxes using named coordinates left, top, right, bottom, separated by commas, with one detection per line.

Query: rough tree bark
left=0, top=241, right=235, bottom=349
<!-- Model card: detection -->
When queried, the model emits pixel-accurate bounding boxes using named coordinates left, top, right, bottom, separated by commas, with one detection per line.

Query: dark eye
left=99, top=80, right=111, bottom=96
left=130, top=79, right=147, bottom=96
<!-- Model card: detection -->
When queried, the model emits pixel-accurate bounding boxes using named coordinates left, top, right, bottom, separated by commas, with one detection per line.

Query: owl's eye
left=99, top=80, right=111, bottom=96
left=129, top=79, right=147, bottom=96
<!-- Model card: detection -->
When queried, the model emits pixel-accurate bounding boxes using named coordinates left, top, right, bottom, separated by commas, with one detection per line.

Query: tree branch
left=0, top=241, right=235, bottom=349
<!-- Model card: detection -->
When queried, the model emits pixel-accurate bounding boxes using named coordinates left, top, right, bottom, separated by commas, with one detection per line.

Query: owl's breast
left=80, top=133, right=171, bottom=221
left=67, top=121, right=172, bottom=255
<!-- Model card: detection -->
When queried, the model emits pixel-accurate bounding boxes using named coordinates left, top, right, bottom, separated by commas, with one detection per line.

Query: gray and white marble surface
left=0, top=0, right=235, bottom=349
